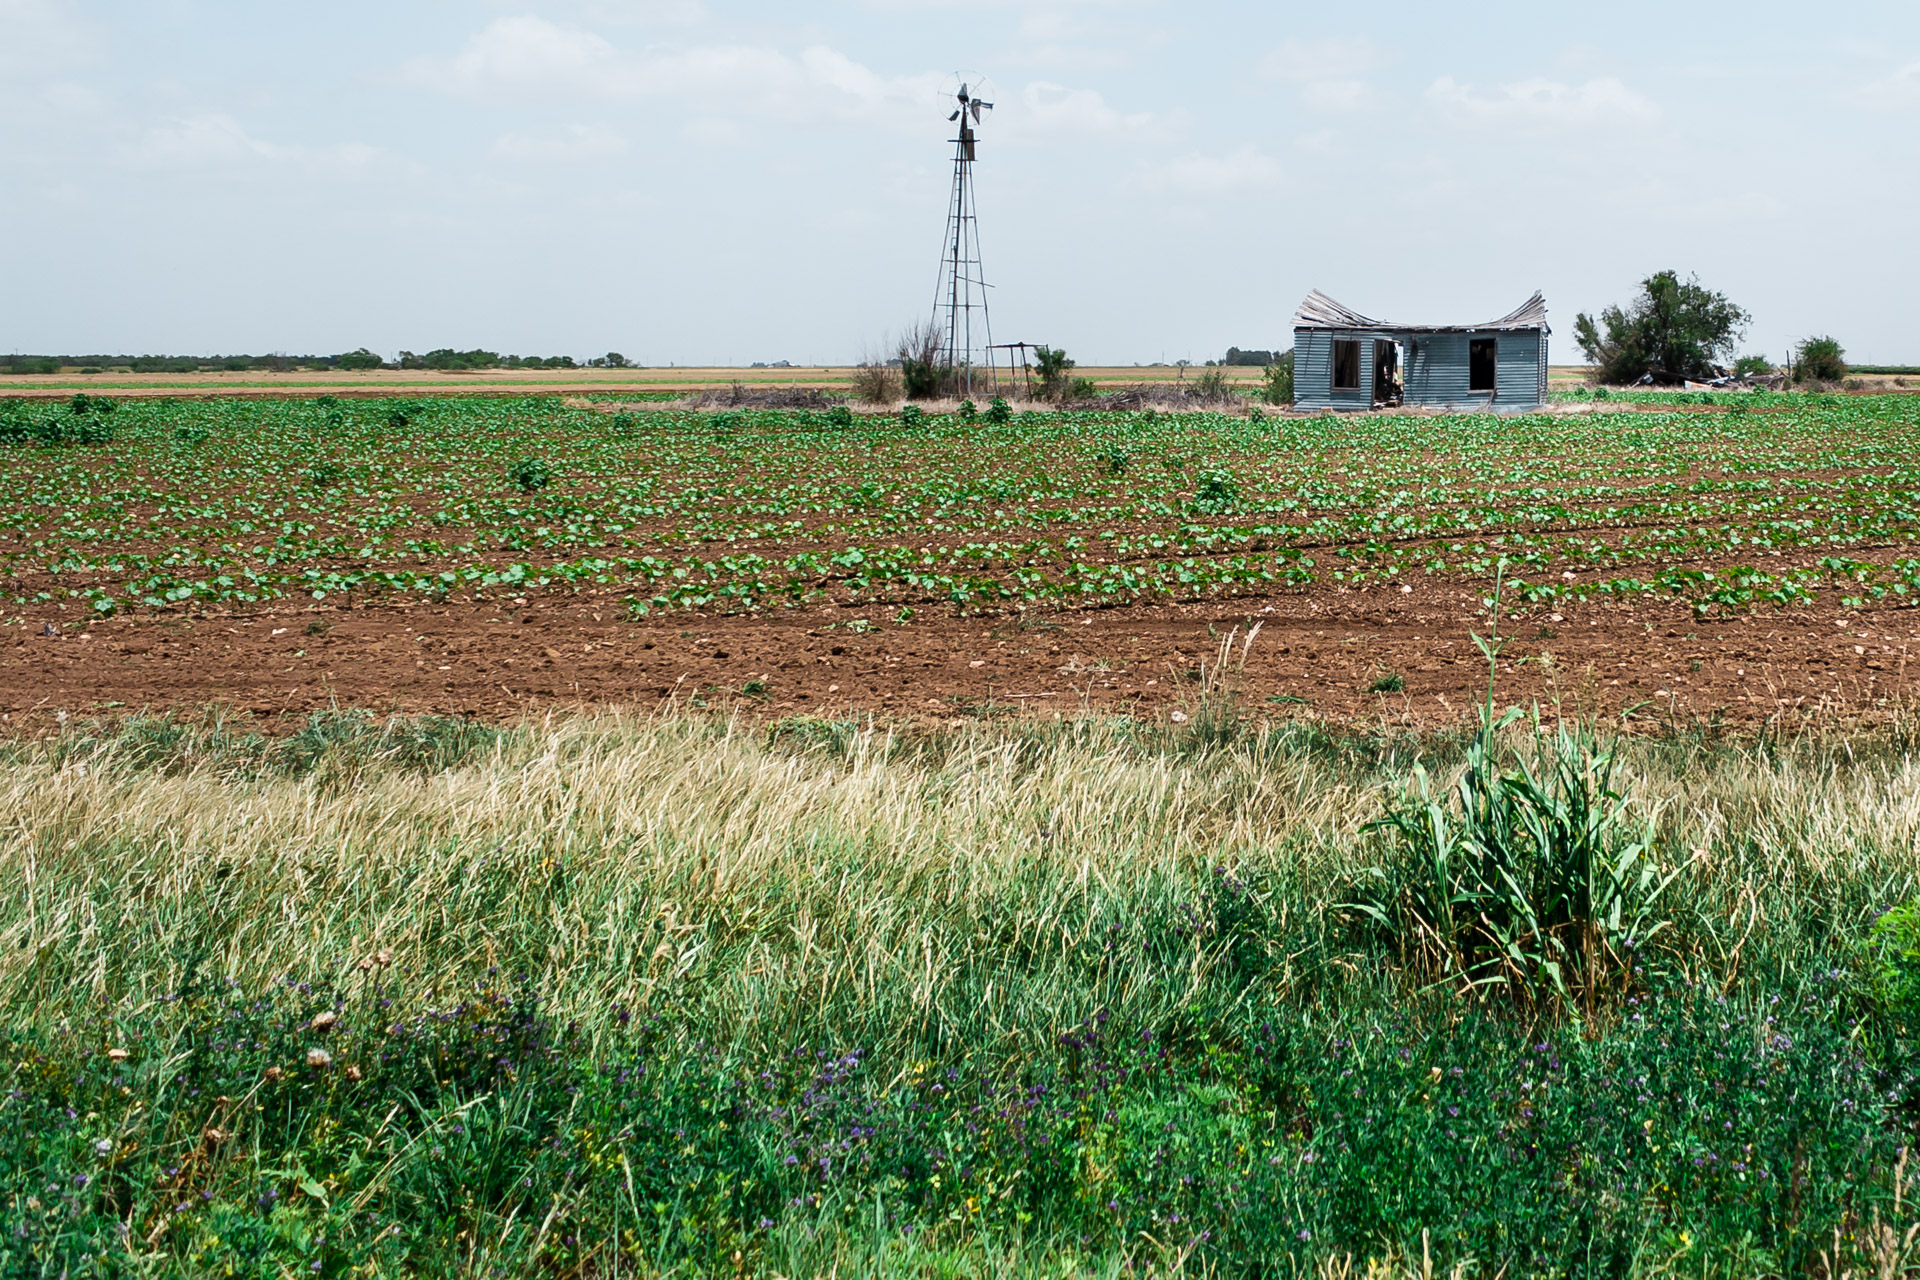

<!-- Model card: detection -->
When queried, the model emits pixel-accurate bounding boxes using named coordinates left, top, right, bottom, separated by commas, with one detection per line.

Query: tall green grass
left=4, top=707, right=1920, bottom=1275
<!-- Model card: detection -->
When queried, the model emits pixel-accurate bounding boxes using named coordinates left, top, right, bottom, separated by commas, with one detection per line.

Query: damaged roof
left=1293, top=289, right=1550, bottom=335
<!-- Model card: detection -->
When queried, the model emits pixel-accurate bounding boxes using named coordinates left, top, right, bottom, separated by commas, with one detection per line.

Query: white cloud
left=1299, top=80, right=1380, bottom=112
left=128, top=114, right=391, bottom=178
left=1424, top=75, right=1659, bottom=129
left=1260, top=37, right=1381, bottom=84
left=0, top=0, right=97, bottom=76
left=405, top=17, right=1169, bottom=147
left=1010, top=80, right=1168, bottom=140
left=682, top=116, right=746, bottom=146
left=1140, top=145, right=1283, bottom=195
left=578, top=0, right=706, bottom=24
left=492, top=123, right=630, bottom=163
left=402, top=16, right=938, bottom=123
left=133, top=114, right=280, bottom=167
left=1857, top=59, right=1920, bottom=110
left=1259, top=38, right=1386, bottom=113
left=401, top=16, right=625, bottom=99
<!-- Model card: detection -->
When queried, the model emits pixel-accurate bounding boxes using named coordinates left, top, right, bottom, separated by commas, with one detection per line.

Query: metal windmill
left=932, top=75, right=994, bottom=397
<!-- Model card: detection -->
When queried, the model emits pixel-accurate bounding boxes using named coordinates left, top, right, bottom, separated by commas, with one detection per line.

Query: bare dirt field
left=5, top=387, right=1919, bottom=736
left=4, top=567, right=1913, bottom=736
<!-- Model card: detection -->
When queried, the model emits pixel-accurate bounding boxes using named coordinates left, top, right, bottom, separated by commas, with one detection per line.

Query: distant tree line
left=1, top=350, right=637, bottom=374
left=1219, top=347, right=1284, bottom=367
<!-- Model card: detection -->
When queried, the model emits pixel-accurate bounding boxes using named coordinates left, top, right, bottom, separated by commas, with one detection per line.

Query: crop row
left=3, top=393, right=1919, bottom=620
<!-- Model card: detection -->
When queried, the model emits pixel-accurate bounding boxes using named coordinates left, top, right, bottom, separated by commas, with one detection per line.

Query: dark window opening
left=1332, top=339, right=1361, bottom=391
left=1469, top=337, right=1497, bottom=393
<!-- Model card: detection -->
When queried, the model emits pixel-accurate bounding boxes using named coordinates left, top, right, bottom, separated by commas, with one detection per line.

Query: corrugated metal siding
left=1494, top=331, right=1542, bottom=408
left=1405, top=333, right=1481, bottom=407
left=1291, top=328, right=1374, bottom=412
left=1296, top=324, right=1547, bottom=412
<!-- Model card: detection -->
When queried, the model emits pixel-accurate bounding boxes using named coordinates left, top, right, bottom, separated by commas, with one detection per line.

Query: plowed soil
left=5, top=568, right=1914, bottom=735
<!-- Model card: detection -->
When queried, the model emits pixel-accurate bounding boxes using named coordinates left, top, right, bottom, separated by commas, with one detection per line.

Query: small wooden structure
left=1291, top=290, right=1549, bottom=413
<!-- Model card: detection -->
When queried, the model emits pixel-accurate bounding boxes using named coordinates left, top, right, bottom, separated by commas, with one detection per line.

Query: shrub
left=1733, top=354, right=1773, bottom=378
left=1262, top=352, right=1295, bottom=405
left=896, top=321, right=949, bottom=400
left=1867, top=903, right=1920, bottom=1039
left=1795, top=336, right=1848, bottom=384
left=984, top=397, right=1012, bottom=424
left=1192, top=366, right=1232, bottom=399
left=848, top=362, right=899, bottom=404
left=1034, top=345, right=1075, bottom=401
left=825, top=405, right=854, bottom=428
left=1192, top=468, right=1238, bottom=514
left=508, top=457, right=551, bottom=492
left=1068, top=376, right=1098, bottom=401
left=900, top=404, right=924, bottom=426
left=957, top=399, right=977, bottom=421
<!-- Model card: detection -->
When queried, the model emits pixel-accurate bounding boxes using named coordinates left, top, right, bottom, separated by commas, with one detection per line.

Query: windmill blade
left=970, top=100, right=990, bottom=121
left=948, top=110, right=960, bottom=121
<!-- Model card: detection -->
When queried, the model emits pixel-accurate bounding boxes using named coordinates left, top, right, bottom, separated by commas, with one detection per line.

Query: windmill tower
left=932, top=76, right=994, bottom=398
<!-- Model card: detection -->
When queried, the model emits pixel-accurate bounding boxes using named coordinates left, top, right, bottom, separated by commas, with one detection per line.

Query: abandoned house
left=1291, top=290, right=1549, bottom=412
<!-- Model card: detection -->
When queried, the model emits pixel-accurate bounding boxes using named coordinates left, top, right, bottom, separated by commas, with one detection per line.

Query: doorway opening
left=1373, top=339, right=1403, bottom=408
left=1469, top=337, right=1498, bottom=394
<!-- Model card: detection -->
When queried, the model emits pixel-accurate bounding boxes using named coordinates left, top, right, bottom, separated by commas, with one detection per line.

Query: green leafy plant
left=1101, top=445, right=1131, bottom=476
left=1867, top=904, right=1920, bottom=1040
left=896, top=320, right=949, bottom=400
left=1795, top=336, right=1848, bottom=384
left=957, top=399, right=977, bottom=421
left=1191, top=467, right=1239, bottom=514
left=307, top=462, right=345, bottom=490
left=848, top=362, right=899, bottom=404
left=900, top=404, right=924, bottom=425
left=1034, top=345, right=1075, bottom=401
left=1347, top=576, right=1679, bottom=1012
left=985, top=397, right=1012, bottom=424
left=1262, top=352, right=1295, bottom=405
left=508, top=457, right=552, bottom=492
left=1368, top=669, right=1405, bottom=693
left=1192, top=367, right=1232, bottom=399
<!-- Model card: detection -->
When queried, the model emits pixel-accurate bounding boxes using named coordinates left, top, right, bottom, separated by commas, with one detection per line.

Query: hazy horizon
left=4, top=0, right=1917, bottom=366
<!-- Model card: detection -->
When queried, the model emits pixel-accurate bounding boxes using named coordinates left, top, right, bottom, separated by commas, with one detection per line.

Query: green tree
left=1794, top=336, right=1847, bottom=383
left=1033, top=345, right=1075, bottom=400
left=1573, top=271, right=1750, bottom=383
left=334, top=348, right=383, bottom=371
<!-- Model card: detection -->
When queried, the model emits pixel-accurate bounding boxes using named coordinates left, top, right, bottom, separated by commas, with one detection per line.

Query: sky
left=3, top=0, right=1918, bottom=366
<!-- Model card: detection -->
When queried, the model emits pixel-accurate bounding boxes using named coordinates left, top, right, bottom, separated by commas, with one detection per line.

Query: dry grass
left=5, top=711, right=1919, bottom=1059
